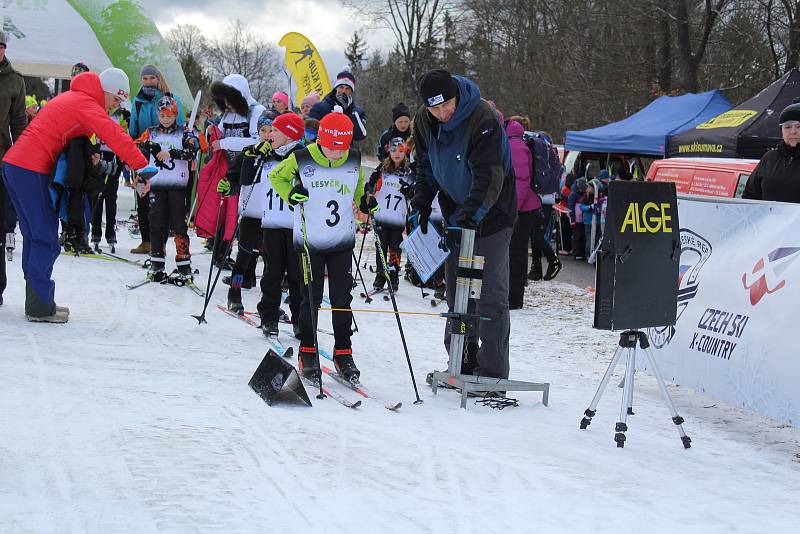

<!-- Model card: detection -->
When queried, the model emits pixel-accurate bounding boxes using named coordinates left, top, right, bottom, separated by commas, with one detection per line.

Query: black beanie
left=779, top=99, right=800, bottom=124
left=417, top=69, right=458, bottom=107
left=392, top=102, right=410, bottom=122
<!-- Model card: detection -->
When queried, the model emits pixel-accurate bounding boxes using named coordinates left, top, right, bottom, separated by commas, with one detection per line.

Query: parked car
left=646, top=157, right=759, bottom=198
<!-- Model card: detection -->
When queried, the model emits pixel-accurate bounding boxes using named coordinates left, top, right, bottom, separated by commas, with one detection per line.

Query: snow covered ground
left=1, top=188, right=798, bottom=533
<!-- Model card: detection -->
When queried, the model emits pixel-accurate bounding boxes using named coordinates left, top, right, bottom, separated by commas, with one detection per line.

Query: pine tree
left=345, top=31, right=368, bottom=78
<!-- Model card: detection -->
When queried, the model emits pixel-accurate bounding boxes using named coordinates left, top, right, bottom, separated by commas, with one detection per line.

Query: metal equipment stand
left=429, top=228, right=550, bottom=409
left=579, top=330, right=692, bottom=448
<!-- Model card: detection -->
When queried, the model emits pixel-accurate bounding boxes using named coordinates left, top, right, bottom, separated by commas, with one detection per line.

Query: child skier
left=250, top=112, right=305, bottom=336
left=220, top=110, right=277, bottom=313
left=367, top=137, right=412, bottom=292
left=136, top=95, right=199, bottom=280
left=270, top=106, right=370, bottom=383
left=90, top=106, right=128, bottom=252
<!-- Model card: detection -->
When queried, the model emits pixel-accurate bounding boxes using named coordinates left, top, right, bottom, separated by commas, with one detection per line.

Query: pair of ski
left=62, top=249, right=143, bottom=267
left=127, top=272, right=206, bottom=296
left=217, top=305, right=400, bottom=411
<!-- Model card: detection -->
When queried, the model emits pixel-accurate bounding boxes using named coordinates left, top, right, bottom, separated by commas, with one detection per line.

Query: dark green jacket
left=0, top=57, right=27, bottom=162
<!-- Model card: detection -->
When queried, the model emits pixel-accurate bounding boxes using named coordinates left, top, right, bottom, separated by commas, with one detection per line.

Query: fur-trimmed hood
left=210, top=73, right=257, bottom=116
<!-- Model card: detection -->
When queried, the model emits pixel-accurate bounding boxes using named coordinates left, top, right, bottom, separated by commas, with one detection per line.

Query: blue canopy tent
left=565, top=91, right=732, bottom=156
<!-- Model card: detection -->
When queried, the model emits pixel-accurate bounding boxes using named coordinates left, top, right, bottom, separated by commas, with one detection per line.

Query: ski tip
left=351, top=400, right=362, bottom=408
left=283, top=346, right=294, bottom=359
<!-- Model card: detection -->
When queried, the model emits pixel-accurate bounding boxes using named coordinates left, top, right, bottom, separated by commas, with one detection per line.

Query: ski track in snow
left=1, top=189, right=798, bottom=533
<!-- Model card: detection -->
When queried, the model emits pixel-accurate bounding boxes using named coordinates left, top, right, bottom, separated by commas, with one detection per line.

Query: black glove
left=360, top=195, right=379, bottom=215
left=454, top=209, right=477, bottom=230
left=417, top=206, right=431, bottom=234
left=399, top=181, right=414, bottom=198
left=288, top=183, right=309, bottom=206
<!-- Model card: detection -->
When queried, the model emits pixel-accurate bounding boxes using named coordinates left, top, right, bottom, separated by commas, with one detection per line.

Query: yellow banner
left=279, top=32, right=332, bottom=107
left=695, top=110, right=759, bottom=129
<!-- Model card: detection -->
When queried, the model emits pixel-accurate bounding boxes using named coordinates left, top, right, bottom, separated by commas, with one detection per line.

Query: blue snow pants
left=2, top=162, right=60, bottom=317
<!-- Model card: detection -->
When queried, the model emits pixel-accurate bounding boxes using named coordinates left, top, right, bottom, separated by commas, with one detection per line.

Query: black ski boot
left=292, top=322, right=302, bottom=339
left=177, top=261, right=194, bottom=281
left=389, top=265, right=400, bottom=292
left=279, top=308, right=290, bottom=323
left=147, top=257, right=167, bottom=283
left=107, top=234, right=117, bottom=254
left=298, top=346, right=321, bottom=380
left=528, top=262, right=543, bottom=281
left=333, top=349, right=360, bottom=384
left=227, top=288, right=244, bottom=315
left=543, top=257, right=562, bottom=281
left=372, top=273, right=386, bottom=291
left=260, top=320, right=279, bottom=337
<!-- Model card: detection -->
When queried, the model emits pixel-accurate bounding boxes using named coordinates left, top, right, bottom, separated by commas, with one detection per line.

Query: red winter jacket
left=4, top=72, right=147, bottom=174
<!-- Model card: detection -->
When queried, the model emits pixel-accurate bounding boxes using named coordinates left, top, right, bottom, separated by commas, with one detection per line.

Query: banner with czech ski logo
left=644, top=197, right=800, bottom=424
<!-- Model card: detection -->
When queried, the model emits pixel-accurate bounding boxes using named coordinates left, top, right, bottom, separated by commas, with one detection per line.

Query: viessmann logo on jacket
left=742, top=247, right=800, bottom=306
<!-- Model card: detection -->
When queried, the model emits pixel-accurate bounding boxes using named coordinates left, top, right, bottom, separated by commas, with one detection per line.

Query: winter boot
left=527, top=262, right=543, bottom=281
left=333, top=349, right=360, bottom=383
left=227, top=287, right=244, bottom=315
left=298, top=346, right=321, bottom=380
left=26, top=308, right=69, bottom=324
left=131, top=241, right=150, bottom=254
left=543, top=257, right=562, bottom=281
left=260, top=320, right=279, bottom=337
left=91, top=234, right=101, bottom=252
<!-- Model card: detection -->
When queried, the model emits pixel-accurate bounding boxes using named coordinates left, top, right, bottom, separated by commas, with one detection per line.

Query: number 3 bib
left=292, top=150, right=361, bottom=253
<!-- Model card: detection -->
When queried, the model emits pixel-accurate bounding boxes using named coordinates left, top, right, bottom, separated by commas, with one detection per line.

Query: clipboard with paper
left=400, top=224, right=450, bottom=283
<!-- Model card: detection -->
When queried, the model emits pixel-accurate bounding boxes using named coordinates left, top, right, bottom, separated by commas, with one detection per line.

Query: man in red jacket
left=2, top=68, right=151, bottom=323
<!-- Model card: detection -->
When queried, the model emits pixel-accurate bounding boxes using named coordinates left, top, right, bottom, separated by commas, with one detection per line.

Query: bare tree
left=166, top=24, right=211, bottom=95
left=673, top=0, right=732, bottom=92
left=343, top=0, right=459, bottom=94
left=204, top=19, right=283, bottom=104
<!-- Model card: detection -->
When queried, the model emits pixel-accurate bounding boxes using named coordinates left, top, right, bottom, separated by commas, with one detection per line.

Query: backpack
left=527, top=134, right=561, bottom=195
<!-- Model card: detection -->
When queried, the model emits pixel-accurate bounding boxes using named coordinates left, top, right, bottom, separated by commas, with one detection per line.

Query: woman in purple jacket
left=506, top=120, right=539, bottom=309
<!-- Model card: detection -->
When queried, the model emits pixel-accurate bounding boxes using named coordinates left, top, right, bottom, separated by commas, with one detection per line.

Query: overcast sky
left=139, top=0, right=395, bottom=81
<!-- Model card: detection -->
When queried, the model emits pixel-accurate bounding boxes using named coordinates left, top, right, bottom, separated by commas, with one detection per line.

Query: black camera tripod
left=580, top=330, right=691, bottom=449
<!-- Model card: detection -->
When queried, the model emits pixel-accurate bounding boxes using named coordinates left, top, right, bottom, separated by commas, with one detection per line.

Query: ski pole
left=193, top=166, right=261, bottom=324
left=300, top=203, right=325, bottom=400
left=352, top=250, right=373, bottom=304
left=371, top=214, right=423, bottom=404
left=405, top=198, right=429, bottom=300
left=354, top=218, right=369, bottom=278
left=200, top=197, right=225, bottom=303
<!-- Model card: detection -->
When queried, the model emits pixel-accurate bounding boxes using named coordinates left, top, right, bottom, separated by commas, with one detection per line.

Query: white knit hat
left=99, top=67, right=130, bottom=101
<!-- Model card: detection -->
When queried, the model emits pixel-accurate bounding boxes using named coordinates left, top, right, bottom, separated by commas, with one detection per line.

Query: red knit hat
left=272, top=113, right=304, bottom=141
left=317, top=106, right=353, bottom=150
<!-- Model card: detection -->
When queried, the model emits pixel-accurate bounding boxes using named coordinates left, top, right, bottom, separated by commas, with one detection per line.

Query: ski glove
left=137, top=166, right=159, bottom=181
left=399, top=181, right=414, bottom=199
left=454, top=209, right=477, bottom=230
left=417, top=206, right=431, bottom=234
left=360, top=195, right=379, bottom=215
left=217, top=179, right=232, bottom=196
left=244, top=140, right=272, bottom=158
left=288, top=183, right=309, bottom=205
